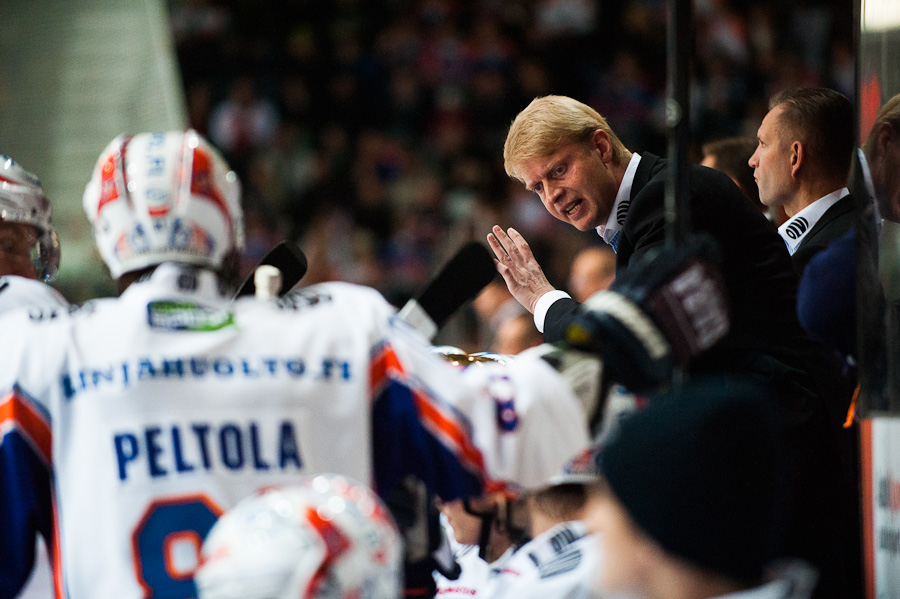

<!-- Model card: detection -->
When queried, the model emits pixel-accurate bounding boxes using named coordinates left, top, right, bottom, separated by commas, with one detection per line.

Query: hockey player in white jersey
left=0, top=154, right=66, bottom=599
left=0, top=154, right=65, bottom=312
left=436, top=496, right=516, bottom=599
left=432, top=349, right=593, bottom=599
left=478, top=449, right=601, bottom=599
left=0, top=130, right=490, bottom=599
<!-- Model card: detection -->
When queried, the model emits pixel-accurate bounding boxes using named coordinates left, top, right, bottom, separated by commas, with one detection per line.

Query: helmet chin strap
left=463, top=498, right=497, bottom=561
left=463, top=497, right=530, bottom=561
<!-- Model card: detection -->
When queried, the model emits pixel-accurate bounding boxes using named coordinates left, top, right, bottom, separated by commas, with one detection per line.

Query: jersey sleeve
left=370, top=316, right=486, bottom=502
left=0, top=387, right=55, bottom=599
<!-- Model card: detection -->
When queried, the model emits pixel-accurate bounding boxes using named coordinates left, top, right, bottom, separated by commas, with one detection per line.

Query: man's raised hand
left=487, top=225, right=556, bottom=313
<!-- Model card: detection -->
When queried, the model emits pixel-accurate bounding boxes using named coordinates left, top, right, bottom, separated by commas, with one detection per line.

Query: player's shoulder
left=0, top=276, right=78, bottom=337
left=229, top=281, right=401, bottom=342
left=275, top=281, right=396, bottom=315
left=0, top=275, right=68, bottom=314
left=504, top=521, right=593, bottom=581
left=294, top=280, right=391, bottom=302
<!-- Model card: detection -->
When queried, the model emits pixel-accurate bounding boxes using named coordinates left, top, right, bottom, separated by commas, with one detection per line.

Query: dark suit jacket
left=544, top=153, right=860, bottom=598
left=792, top=194, right=856, bottom=275
left=545, top=152, right=802, bottom=366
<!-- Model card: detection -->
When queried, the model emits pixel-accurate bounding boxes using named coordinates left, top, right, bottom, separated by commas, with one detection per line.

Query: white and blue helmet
left=83, top=130, right=245, bottom=279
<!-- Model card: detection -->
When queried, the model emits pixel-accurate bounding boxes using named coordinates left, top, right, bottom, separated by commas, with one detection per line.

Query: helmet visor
left=0, top=183, right=59, bottom=281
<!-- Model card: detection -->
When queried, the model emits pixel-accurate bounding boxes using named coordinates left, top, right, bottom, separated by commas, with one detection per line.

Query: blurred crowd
left=169, top=0, right=853, bottom=326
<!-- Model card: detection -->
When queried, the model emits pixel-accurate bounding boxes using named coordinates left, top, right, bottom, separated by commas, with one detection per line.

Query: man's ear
left=876, top=123, right=897, bottom=157
left=592, top=129, right=613, bottom=162
left=790, top=141, right=804, bottom=178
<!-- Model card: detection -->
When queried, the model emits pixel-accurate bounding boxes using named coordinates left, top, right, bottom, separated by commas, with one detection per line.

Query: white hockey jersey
left=435, top=543, right=515, bottom=599
left=482, top=521, right=600, bottom=599
left=432, top=355, right=593, bottom=599
left=0, top=275, right=67, bottom=313
left=0, top=264, right=487, bottom=599
left=455, top=352, right=591, bottom=493
left=0, top=275, right=66, bottom=599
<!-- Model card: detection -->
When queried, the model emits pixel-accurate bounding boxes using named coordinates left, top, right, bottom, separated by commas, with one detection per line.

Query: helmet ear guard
left=83, top=130, right=245, bottom=280
left=0, top=156, right=60, bottom=282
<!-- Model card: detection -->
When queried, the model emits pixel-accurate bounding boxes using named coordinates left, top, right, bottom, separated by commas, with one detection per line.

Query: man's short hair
left=528, top=483, right=588, bottom=523
left=863, top=93, right=900, bottom=157
left=768, top=87, right=854, bottom=181
left=504, top=96, right=630, bottom=182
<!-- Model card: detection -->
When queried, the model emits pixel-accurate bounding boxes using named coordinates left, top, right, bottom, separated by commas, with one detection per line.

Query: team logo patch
left=784, top=217, right=809, bottom=240
left=487, top=375, right=519, bottom=432
left=616, top=199, right=630, bottom=225
left=527, top=526, right=585, bottom=578
left=147, top=301, right=234, bottom=331
left=278, top=289, right=333, bottom=310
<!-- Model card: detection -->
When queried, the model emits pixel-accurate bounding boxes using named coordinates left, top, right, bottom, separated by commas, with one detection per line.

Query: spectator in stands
left=700, top=136, right=772, bottom=220
left=567, top=244, right=616, bottom=302
left=209, top=74, right=279, bottom=172
left=493, top=312, right=544, bottom=355
left=473, top=278, right=528, bottom=350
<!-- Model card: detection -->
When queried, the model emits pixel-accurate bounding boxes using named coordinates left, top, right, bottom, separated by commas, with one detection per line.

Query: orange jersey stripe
left=369, top=344, right=485, bottom=476
left=369, top=344, right=403, bottom=392
left=412, top=391, right=484, bottom=474
left=0, top=391, right=52, bottom=466
left=51, top=489, right=65, bottom=599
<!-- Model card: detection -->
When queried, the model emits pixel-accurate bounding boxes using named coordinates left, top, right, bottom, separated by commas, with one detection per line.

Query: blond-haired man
left=487, top=95, right=859, bottom=599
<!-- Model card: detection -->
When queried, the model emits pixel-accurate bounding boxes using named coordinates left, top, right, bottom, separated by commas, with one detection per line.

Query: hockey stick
left=398, top=241, right=496, bottom=340
left=233, top=240, right=308, bottom=300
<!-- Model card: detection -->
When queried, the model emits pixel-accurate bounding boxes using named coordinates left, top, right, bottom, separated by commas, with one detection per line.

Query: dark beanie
left=599, top=375, right=790, bottom=584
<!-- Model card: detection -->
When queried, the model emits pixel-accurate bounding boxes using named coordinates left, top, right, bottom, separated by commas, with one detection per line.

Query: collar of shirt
left=597, top=153, right=642, bottom=248
left=126, top=262, right=229, bottom=305
left=778, top=187, right=849, bottom=254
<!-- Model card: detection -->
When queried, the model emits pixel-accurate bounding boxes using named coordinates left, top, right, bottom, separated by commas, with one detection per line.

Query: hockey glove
left=564, top=234, right=729, bottom=394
